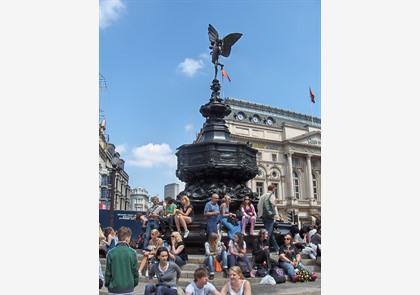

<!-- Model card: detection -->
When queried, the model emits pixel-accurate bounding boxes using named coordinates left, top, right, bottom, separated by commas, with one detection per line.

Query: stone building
left=224, top=98, right=321, bottom=225
left=99, top=121, right=130, bottom=211
left=129, top=187, right=150, bottom=212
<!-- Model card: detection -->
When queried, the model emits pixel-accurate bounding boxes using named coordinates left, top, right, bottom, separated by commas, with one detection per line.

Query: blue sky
left=99, top=0, right=320, bottom=198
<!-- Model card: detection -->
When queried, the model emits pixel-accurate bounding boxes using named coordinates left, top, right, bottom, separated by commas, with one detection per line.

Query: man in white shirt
left=185, top=267, right=221, bottom=295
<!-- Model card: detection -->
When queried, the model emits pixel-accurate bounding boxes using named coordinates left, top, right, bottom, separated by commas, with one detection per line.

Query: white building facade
left=129, top=187, right=150, bottom=212
left=224, top=98, right=321, bottom=225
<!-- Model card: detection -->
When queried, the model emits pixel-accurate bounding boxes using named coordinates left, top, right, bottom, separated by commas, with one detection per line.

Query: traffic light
left=287, top=211, right=294, bottom=223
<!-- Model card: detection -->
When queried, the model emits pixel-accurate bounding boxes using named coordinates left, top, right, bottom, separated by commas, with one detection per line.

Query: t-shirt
left=166, top=203, right=177, bottom=215
left=175, top=241, right=188, bottom=261
left=228, top=240, right=246, bottom=255
left=181, top=205, right=193, bottom=216
left=204, top=202, right=220, bottom=222
left=278, top=244, right=299, bottom=261
left=185, top=281, right=217, bottom=295
left=148, top=261, right=181, bottom=287
left=147, top=205, right=163, bottom=220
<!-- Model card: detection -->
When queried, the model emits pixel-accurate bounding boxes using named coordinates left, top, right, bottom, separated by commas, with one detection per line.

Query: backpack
left=255, top=267, right=269, bottom=277
left=262, top=193, right=275, bottom=218
left=269, top=266, right=286, bottom=284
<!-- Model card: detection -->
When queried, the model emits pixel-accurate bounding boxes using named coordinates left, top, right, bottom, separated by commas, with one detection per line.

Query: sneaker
left=209, top=274, right=215, bottom=280
left=310, top=273, right=318, bottom=281
left=183, top=230, right=190, bottom=238
left=290, top=275, right=298, bottom=282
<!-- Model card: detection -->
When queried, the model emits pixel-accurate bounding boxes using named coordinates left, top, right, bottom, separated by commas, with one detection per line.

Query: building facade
left=164, top=183, right=180, bottom=199
left=224, top=98, right=321, bottom=226
left=129, top=187, right=150, bottom=212
left=99, top=122, right=130, bottom=211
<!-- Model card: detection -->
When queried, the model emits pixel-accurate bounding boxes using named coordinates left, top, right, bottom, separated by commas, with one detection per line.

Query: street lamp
left=109, top=154, right=122, bottom=228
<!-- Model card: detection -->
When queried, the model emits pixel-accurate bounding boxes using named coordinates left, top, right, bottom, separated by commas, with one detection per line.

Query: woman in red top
left=240, top=196, right=256, bottom=236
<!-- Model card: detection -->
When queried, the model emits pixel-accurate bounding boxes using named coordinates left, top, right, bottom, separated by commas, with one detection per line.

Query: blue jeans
left=170, top=255, right=186, bottom=267
left=205, top=251, right=228, bottom=274
left=207, top=216, right=219, bottom=235
left=263, top=217, right=279, bottom=251
left=278, top=261, right=305, bottom=277
left=143, top=220, right=160, bottom=249
left=144, top=284, right=178, bottom=295
left=220, top=217, right=241, bottom=239
left=227, top=254, right=251, bottom=273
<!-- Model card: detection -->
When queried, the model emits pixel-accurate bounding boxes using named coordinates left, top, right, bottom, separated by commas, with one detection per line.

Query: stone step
left=138, top=274, right=320, bottom=286
left=100, top=280, right=321, bottom=295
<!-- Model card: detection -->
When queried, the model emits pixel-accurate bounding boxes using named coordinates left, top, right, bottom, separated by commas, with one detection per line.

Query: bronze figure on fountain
left=176, top=24, right=258, bottom=216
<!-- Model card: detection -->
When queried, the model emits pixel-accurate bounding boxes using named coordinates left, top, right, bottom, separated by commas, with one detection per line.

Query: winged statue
left=208, top=24, right=242, bottom=80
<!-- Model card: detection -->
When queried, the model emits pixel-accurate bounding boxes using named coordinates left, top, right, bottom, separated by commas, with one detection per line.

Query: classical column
left=287, top=153, right=294, bottom=198
left=306, top=155, right=314, bottom=200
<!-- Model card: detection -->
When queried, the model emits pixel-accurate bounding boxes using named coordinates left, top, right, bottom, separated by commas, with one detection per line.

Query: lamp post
left=109, top=155, right=121, bottom=228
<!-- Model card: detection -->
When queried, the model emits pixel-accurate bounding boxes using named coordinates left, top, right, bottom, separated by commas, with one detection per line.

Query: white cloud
left=184, top=123, right=194, bottom=133
left=128, top=143, right=176, bottom=168
left=115, top=144, right=127, bottom=155
left=99, top=0, right=126, bottom=29
left=178, top=58, right=204, bottom=77
left=199, top=52, right=210, bottom=61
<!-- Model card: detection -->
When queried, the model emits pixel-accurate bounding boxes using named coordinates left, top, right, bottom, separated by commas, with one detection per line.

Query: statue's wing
left=221, top=33, right=242, bottom=57
left=208, top=24, right=219, bottom=44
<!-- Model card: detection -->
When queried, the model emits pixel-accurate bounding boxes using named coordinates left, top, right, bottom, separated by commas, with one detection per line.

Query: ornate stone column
left=287, top=153, right=294, bottom=199
left=306, top=155, right=314, bottom=200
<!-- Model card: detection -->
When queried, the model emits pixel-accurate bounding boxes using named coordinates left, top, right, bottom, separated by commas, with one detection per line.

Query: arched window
left=293, top=171, right=300, bottom=199
left=312, top=173, right=318, bottom=199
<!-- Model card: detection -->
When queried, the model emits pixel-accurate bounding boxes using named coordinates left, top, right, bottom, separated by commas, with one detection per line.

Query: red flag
left=221, top=68, right=231, bottom=82
left=309, top=87, right=315, bottom=103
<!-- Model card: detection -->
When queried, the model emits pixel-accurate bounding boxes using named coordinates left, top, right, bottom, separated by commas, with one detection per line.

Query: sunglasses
left=284, top=238, right=291, bottom=240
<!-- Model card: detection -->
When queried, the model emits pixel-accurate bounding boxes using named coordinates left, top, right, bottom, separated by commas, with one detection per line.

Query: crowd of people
left=99, top=184, right=321, bottom=295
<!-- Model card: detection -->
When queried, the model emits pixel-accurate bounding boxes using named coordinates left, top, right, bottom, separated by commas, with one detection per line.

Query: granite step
left=100, top=279, right=321, bottom=295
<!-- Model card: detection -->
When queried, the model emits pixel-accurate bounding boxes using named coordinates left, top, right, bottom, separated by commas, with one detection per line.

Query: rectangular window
left=100, top=174, right=108, bottom=186
left=256, top=182, right=264, bottom=196
left=272, top=183, right=279, bottom=198
left=272, top=154, right=277, bottom=162
left=100, top=187, right=108, bottom=199
left=313, top=179, right=318, bottom=199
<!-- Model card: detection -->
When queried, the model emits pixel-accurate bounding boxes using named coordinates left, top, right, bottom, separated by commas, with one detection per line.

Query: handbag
left=214, top=257, right=222, bottom=272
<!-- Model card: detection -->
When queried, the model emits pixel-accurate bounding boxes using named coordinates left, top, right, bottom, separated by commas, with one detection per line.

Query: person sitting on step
left=227, top=233, right=253, bottom=278
left=168, top=231, right=188, bottom=267
left=162, top=197, right=177, bottom=232
left=143, top=196, right=164, bottom=249
left=144, top=247, right=181, bottom=295
left=240, top=196, right=256, bottom=236
left=103, top=226, right=118, bottom=253
left=185, top=267, right=221, bottom=295
left=220, top=195, right=241, bottom=239
left=174, top=195, right=193, bottom=239
left=293, top=227, right=317, bottom=260
left=220, top=266, right=252, bottom=295
left=277, top=232, right=317, bottom=282
left=252, top=229, right=275, bottom=270
left=204, top=232, right=229, bottom=280
left=139, top=229, right=164, bottom=276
